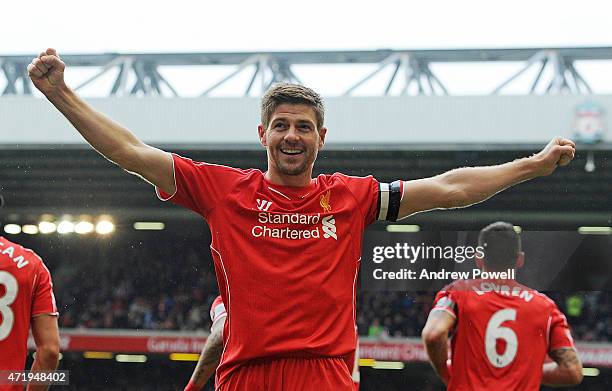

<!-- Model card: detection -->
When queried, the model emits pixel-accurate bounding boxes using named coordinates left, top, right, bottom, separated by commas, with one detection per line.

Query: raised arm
left=185, top=317, right=225, bottom=391
left=27, top=314, right=60, bottom=391
left=542, top=348, right=583, bottom=387
left=27, top=48, right=175, bottom=194
left=398, top=138, right=575, bottom=219
left=422, top=310, right=456, bottom=385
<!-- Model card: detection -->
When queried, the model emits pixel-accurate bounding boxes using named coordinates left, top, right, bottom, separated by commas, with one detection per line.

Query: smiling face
left=258, top=103, right=327, bottom=185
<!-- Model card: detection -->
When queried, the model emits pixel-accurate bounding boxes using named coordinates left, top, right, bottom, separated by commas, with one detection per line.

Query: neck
left=265, top=169, right=313, bottom=187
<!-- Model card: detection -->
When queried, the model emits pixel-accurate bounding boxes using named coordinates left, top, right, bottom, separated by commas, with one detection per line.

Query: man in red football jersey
left=422, top=222, right=583, bottom=390
left=29, top=48, right=575, bottom=390
left=0, top=195, right=60, bottom=391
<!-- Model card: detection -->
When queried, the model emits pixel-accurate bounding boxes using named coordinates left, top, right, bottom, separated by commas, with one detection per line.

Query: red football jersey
left=157, top=154, right=387, bottom=388
left=431, top=279, right=575, bottom=391
left=0, top=236, right=58, bottom=377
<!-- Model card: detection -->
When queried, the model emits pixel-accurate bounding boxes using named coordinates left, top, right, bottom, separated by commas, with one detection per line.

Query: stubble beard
left=275, top=147, right=317, bottom=177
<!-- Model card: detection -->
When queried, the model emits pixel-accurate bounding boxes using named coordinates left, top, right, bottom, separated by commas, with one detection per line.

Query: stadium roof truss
left=0, top=47, right=609, bottom=97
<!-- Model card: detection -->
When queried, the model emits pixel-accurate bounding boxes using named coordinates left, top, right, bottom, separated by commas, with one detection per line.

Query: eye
left=274, top=122, right=286, bottom=129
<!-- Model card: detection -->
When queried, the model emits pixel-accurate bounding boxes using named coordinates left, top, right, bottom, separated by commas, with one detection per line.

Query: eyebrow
left=271, top=117, right=315, bottom=126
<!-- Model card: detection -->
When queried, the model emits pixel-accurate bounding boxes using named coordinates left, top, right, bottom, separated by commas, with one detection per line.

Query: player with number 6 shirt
left=422, top=222, right=583, bottom=390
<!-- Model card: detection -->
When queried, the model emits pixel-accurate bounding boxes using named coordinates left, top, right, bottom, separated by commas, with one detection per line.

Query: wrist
left=184, top=379, right=201, bottom=391
left=45, top=82, right=71, bottom=101
left=519, top=155, right=543, bottom=180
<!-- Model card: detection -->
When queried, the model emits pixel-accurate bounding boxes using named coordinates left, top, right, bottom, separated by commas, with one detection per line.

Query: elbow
left=36, top=343, right=60, bottom=365
left=113, top=144, right=140, bottom=172
left=568, top=365, right=584, bottom=386
left=421, top=325, right=446, bottom=347
left=445, top=187, right=472, bottom=209
left=436, top=173, right=472, bottom=209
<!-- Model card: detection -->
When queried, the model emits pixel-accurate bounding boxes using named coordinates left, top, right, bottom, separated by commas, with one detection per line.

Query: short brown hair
left=260, top=83, right=325, bottom=129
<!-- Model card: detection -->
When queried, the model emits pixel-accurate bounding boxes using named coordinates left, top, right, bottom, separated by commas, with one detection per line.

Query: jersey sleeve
left=209, top=295, right=227, bottom=328
left=548, top=305, right=575, bottom=351
left=31, top=261, right=58, bottom=317
left=431, top=288, right=459, bottom=319
left=156, top=153, right=247, bottom=217
left=336, top=174, right=380, bottom=226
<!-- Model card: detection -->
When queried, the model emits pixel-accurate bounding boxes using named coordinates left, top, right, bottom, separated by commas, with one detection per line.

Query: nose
left=283, top=125, right=300, bottom=143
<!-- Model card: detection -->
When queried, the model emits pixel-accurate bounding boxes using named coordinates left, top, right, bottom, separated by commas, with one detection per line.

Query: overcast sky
left=2, top=0, right=612, bottom=95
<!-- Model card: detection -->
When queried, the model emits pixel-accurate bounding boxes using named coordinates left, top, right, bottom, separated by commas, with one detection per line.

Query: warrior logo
left=256, top=199, right=273, bottom=211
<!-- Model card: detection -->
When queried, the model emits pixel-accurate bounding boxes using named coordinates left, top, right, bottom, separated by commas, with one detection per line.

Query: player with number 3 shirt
left=0, top=235, right=59, bottom=391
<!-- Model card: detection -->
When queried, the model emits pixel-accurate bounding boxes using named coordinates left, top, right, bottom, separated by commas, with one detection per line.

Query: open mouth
left=280, top=148, right=304, bottom=156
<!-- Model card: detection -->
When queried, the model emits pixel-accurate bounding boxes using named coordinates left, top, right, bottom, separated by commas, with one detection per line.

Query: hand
left=27, top=48, right=66, bottom=96
left=531, top=137, right=576, bottom=177
left=442, top=359, right=452, bottom=385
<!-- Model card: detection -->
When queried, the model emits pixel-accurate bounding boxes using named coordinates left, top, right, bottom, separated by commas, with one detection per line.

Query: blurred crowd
left=54, top=238, right=218, bottom=332
left=46, top=236, right=612, bottom=342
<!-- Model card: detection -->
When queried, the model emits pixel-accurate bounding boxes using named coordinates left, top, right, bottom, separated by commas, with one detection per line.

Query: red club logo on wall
left=573, top=101, right=605, bottom=144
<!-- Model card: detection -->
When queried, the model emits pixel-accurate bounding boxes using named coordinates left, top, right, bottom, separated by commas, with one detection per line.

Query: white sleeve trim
left=377, top=183, right=390, bottom=221
left=431, top=307, right=457, bottom=319
left=155, top=152, right=177, bottom=201
left=211, top=313, right=227, bottom=329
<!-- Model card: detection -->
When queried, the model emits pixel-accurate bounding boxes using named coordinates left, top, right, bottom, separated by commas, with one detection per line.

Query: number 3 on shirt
left=0, top=271, right=18, bottom=340
left=485, top=308, right=518, bottom=368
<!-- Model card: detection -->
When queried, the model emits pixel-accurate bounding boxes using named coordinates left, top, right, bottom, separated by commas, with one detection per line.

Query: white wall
left=1, top=95, right=610, bottom=145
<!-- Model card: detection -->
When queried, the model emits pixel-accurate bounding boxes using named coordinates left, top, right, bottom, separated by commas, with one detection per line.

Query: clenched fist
left=532, top=137, right=576, bottom=177
left=27, top=48, right=66, bottom=96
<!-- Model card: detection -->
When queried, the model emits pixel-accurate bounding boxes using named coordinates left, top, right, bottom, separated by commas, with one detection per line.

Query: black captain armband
left=377, top=180, right=402, bottom=222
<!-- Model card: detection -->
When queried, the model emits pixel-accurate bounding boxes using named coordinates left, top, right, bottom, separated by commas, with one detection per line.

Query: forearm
left=441, top=157, right=536, bottom=208
left=542, top=362, right=577, bottom=386
left=187, top=326, right=223, bottom=390
left=543, top=347, right=583, bottom=386
left=424, top=339, right=450, bottom=385
left=44, top=85, right=144, bottom=171
left=188, top=358, right=219, bottom=390
left=27, top=349, right=59, bottom=391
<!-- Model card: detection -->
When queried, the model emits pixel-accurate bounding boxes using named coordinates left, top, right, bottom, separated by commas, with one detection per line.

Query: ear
left=516, top=251, right=525, bottom=269
left=476, top=256, right=484, bottom=271
left=258, top=124, right=267, bottom=147
left=318, top=127, right=327, bottom=149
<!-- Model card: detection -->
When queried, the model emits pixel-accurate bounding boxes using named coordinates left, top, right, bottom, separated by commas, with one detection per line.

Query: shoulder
left=1, top=236, right=44, bottom=264
left=319, top=173, right=378, bottom=195
left=434, top=279, right=479, bottom=303
left=440, top=279, right=473, bottom=293
left=326, top=172, right=376, bottom=184
left=171, top=153, right=260, bottom=178
left=532, top=290, right=561, bottom=311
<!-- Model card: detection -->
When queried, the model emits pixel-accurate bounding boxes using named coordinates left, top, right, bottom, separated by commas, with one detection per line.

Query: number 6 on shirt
left=485, top=308, right=518, bottom=368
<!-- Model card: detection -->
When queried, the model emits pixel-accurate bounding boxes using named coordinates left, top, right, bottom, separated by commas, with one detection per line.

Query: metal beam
left=1, top=47, right=610, bottom=97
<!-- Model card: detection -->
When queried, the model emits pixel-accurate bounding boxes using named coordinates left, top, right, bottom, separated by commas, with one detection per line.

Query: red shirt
left=0, top=236, right=58, bottom=378
left=158, top=154, right=382, bottom=387
left=431, top=279, right=575, bottom=391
